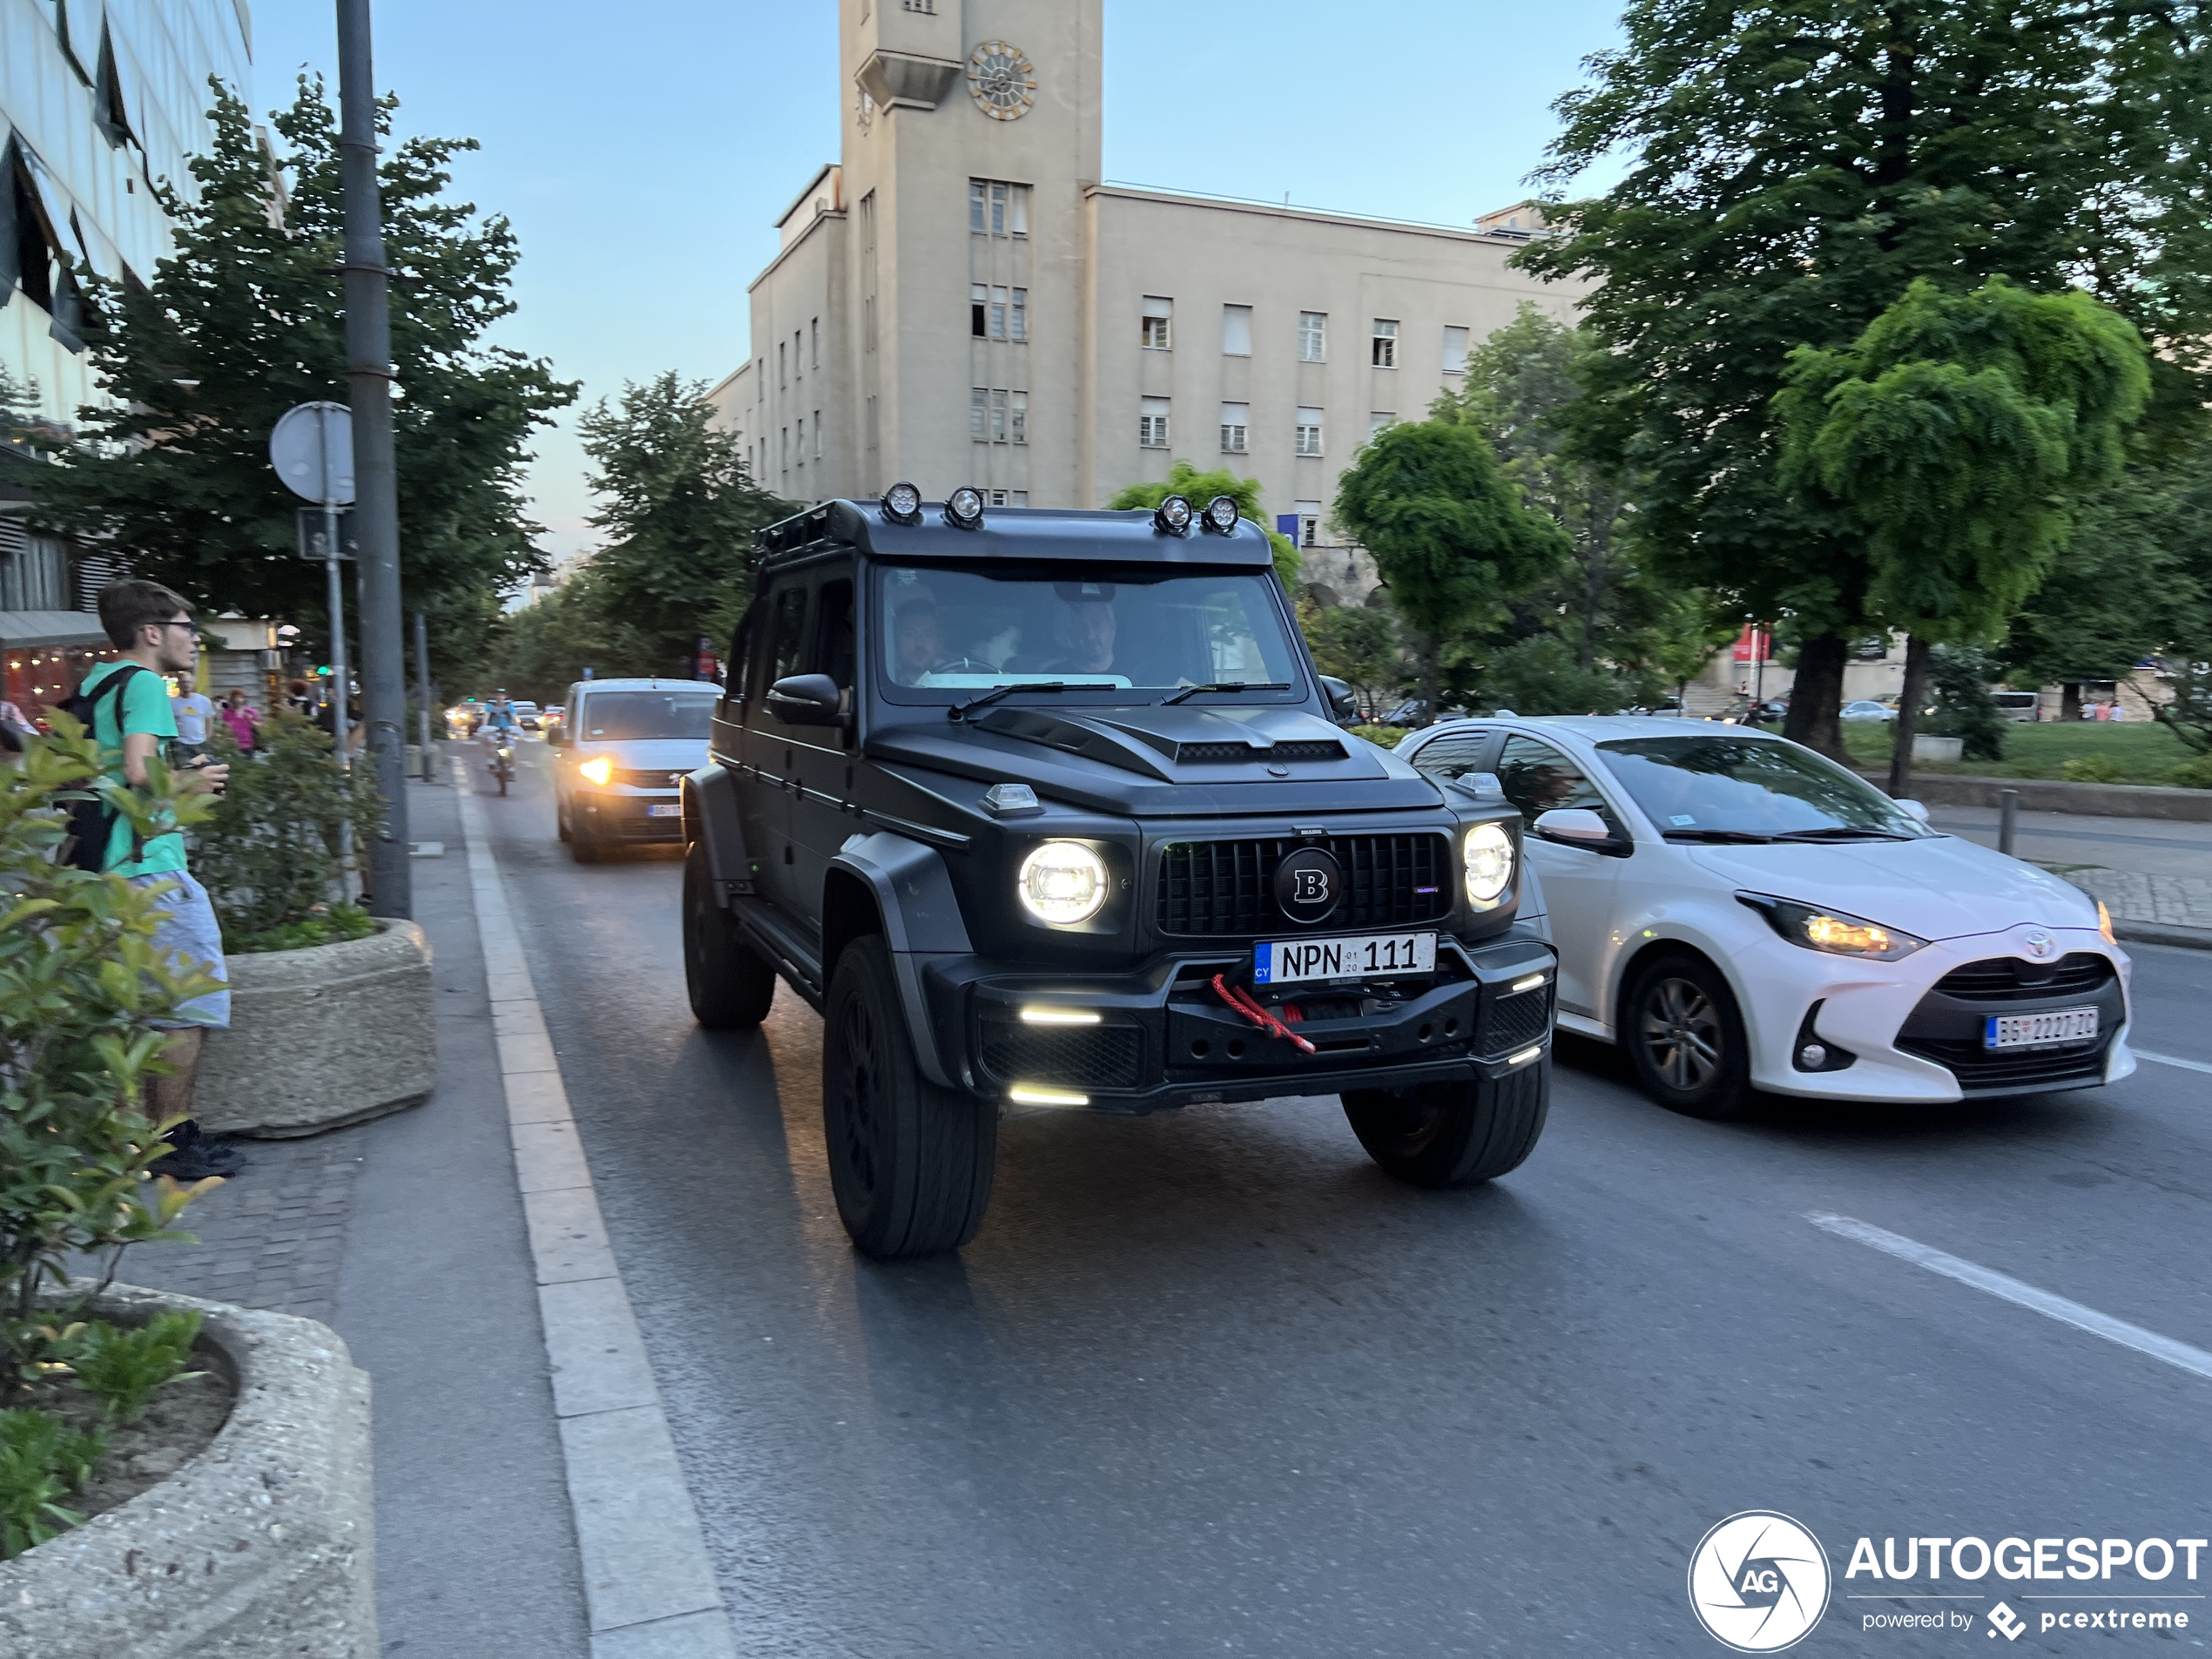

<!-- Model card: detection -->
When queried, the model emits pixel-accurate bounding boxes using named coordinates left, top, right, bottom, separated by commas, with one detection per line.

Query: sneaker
left=151, top=1139, right=247, bottom=1180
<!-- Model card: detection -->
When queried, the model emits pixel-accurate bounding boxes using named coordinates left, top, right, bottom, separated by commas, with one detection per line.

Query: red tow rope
left=1211, top=974, right=1317, bottom=1055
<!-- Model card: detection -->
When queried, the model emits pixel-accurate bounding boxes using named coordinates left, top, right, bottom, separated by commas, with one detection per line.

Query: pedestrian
left=0, top=694, right=33, bottom=739
left=83, top=579, right=244, bottom=1181
left=219, top=687, right=260, bottom=752
left=171, top=677, right=215, bottom=762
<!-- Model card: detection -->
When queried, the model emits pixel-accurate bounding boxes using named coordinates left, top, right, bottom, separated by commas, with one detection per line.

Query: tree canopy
left=1106, top=460, right=1302, bottom=590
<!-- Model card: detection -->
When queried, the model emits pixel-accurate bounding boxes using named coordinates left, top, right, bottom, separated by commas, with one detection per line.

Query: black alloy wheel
left=1341, top=1065, right=1548, bottom=1189
left=823, top=934, right=996, bottom=1258
left=681, top=843, right=775, bottom=1028
left=1625, top=952, right=1751, bottom=1119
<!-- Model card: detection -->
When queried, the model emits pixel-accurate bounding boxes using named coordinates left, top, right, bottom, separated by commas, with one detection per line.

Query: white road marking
left=1807, top=1213, right=2212, bottom=1382
left=2136, top=1049, right=2212, bottom=1076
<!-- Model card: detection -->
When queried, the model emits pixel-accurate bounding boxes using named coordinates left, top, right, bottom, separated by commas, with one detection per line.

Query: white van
left=1991, top=691, right=2041, bottom=723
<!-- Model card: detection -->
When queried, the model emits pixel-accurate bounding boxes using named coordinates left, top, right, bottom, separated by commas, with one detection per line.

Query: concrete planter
left=0, top=1284, right=378, bottom=1659
left=1911, top=734, right=1965, bottom=763
left=197, top=919, right=434, bottom=1138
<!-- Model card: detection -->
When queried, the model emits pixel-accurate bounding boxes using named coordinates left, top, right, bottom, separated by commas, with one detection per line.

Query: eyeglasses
left=155, top=619, right=201, bottom=640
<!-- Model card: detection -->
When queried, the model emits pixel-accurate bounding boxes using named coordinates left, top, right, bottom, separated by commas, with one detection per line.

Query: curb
left=453, top=760, right=738, bottom=1659
left=2114, top=920, right=2212, bottom=952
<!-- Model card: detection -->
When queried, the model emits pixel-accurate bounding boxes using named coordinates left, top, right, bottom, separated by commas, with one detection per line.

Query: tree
left=1106, top=460, right=1302, bottom=590
left=1520, top=0, right=2212, bottom=759
left=577, top=373, right=792, bottom=676
left=1299, top=601, right=1406, bottom=716
left=1480, top=635, right=1634, bottom=715
left=1777, top=277, right=2149, bottom=788
left=1332, top=421, right=1568, bottom=725
left=486, top=567, right=661, bottom=705
left=27, top=79, right=574, bottom=681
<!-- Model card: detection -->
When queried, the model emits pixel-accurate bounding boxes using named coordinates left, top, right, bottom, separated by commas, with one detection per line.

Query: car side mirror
left=1532, top=807, right=1625, bottom=853
left=766, top=672, right=845, bottom=726
left=1318, top=675, right=1359, bottom=725
left=1896, top=799, right=1930, bottom=823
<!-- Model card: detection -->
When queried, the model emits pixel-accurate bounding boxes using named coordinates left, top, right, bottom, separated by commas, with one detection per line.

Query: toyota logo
left=2025, top=929, right=2055, bottom=960
left=1273, top=846, right=1342, bottom=925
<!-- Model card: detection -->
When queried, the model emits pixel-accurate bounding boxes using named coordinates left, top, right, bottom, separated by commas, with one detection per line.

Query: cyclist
left=481, top=691, right=520, bottom=770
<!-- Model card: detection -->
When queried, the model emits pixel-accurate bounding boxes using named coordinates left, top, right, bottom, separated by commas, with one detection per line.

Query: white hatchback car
left=1395, top=717, right=2134, bottom=1118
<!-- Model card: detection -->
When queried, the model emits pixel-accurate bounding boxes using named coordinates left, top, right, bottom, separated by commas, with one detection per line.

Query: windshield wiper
left=1662, top=828, right=1777, bottom=843
left=1159, top=680, right=1292, bottom=706
left=1770, top=826, right=1913, bottom=841
left=947, top=682, right=1068, bottom=723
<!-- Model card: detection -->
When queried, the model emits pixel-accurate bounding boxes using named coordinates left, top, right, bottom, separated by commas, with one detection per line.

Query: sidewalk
left=1927, top=805, right=2212, bottom=935
left=118, top=779, right=590, bottom=1658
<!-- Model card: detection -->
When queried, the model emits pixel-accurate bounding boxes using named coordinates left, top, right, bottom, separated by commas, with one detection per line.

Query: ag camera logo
left=1689, top=1511, right=1832, bottom=1651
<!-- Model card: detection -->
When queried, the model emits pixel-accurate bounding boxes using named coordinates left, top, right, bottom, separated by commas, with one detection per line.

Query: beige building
left=710, top=0, right=1582, bottom=577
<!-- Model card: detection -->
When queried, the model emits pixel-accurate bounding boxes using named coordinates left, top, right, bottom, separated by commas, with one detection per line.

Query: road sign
left=269, top=401, right=355, bottom=505
left=297, top=509, right=358, bottom=562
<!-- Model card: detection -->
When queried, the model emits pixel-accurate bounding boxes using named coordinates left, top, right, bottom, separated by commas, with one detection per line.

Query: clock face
left=967, top=41, right=1036, bottom=121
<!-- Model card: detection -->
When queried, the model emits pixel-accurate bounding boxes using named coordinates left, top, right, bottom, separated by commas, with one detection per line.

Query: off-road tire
left=683, top=843, right=774, bottom=1028
left=1623, top=951, right=1752, bottom=1120
left=824, top=934, right=996, bottom=1258
left=1343, top=1063, right=1549, bottom=1188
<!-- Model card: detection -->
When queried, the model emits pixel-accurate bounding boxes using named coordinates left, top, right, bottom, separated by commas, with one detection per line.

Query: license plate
left=1255, top=932, right=1436, bottom=985
left=1985, top=1007, right=2099, bottom=1050
left=646, top=803, right=682, bottom=818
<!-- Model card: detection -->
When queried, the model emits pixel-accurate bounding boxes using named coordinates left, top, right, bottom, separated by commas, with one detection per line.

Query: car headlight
left=2098, top=900, right=2116, bottom=945
left=578, top=756, right=613, bottom=786
left=1017, top=841, right=1109, bottom=925
left=1463, top=821, right=1514, bottom=906
left=1738, top=893, right=1927, bottom=961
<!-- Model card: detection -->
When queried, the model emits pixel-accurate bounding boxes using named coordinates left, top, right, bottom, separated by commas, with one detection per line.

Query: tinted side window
left=813, top=578, right=855, bottom=687
left=727, top=603, right=761, bottom=705
left=1407, top=732, right=1491, bottom=784
left=1495, top=736, right=1612, bottom=822
left=765, top=585, right=808, bottom=692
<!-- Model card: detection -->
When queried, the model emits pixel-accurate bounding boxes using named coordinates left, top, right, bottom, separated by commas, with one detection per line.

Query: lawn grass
left=1839, top=720, right=2202, bottom=786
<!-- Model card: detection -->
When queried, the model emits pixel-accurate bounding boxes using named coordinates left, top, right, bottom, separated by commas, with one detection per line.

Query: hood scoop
left=1167, top=737, right=1346, bottom=764
left=968, top=705, right=1354, bottom=779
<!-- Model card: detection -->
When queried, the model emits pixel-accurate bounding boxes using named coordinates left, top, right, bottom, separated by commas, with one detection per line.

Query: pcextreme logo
left=1689, top=1511, right=1834, bottom=1652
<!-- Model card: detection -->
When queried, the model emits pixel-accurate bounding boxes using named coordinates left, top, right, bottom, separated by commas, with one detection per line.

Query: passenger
left=1039, top=583, right=1118, bottom=676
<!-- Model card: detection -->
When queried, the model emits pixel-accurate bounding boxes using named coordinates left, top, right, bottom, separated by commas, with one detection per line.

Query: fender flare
left=680, top=765, right=752, bottom=902
left=827, top=831, right=974, bottom=1089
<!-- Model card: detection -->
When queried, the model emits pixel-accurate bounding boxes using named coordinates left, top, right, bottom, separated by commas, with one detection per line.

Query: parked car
left=1840, top=699, right=1896, bottom=722
left=1394, top=716, right=2133, bottom=1119
left=680, top=489, right=1558, bottom=1258
left=546, top=678, right=718, bottom=862
left=1991, top=691, right=2042, bottom=722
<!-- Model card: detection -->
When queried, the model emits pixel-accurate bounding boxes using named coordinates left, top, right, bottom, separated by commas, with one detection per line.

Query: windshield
left=876, top=565, right=1304, bottom=705
left=577, top=691, right=718, bottom=741
left=1594, top=735, right=1936, bottom=840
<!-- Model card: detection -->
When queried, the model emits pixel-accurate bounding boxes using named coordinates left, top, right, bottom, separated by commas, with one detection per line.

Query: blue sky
left=247, top=0, right=1625, bottom=557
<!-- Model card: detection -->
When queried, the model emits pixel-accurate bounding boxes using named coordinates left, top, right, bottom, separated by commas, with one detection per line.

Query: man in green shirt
left=86, top=580, right=240, bottom=1180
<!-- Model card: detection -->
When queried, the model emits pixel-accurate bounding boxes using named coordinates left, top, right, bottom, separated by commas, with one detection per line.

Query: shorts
left=130, top=869, right=231, bottom=1030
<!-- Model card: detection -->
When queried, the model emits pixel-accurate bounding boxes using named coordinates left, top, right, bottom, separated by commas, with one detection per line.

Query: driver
left=894, top=598, right=944, bottom=685
left=1039, top=583, right=1117, bottom=675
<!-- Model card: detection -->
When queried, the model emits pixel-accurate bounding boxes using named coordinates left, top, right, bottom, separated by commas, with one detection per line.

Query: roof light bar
left=1200, top=495, right=1240, bottom=535
left=1153, top=495, right=1193, bottom=536
left=944, top=486, right=986, bottom=530
left=880, top=482, right=922, bottom=524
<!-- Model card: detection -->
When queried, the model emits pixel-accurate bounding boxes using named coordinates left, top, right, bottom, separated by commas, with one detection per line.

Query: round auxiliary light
left=1201, top=495, right=1241, bottom=535
left=1463, top=821, right=1514, bottom=906
left=1017, top=841, right=1109, bottom=926
left=880, top=481, right=923, bottom=524
left=944, top=486, right=986, bottom=529
left=1153, top=495, right=1194, bottom=536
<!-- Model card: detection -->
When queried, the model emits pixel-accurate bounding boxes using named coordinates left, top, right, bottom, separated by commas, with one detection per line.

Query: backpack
left=53, top=663, right=149, bottom=873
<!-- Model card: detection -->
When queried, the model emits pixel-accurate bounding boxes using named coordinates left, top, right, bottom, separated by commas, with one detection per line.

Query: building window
left=968, top=179, right=1029, bottom=236
left=1298, top=312, right=1326, bottom=362
left=971, top=284, right=988, bottom=338
left=971, top=388, right=988, bottom=442
left=903, top=0, right=934, bottom=11
left=1370, top=411, right=1395, bottom=439
left=794, top=330, right=804, bottom=379
left=1009, top=389, right=1028, bottom=444
left=814, top=411, right=823, bottom=457
left=985, top=489, right=1028, bottom=507
left=970, top=285, right=1029, bottom=341
left=1008, top=287, right=1026, bottom=341
left=1219, top=402, right=1248, bottom=454
left=779, top=426, right=789, bottom=470
left=794, top=416, right=805, bottom=463
left=1295, top=500, right=1322, bottom=548
left=1372, top=320, right=1398, bottom=368
left=971, top=389, right=1027, bottom=443
left=812, top=319, right=820, bottom=368
left=1294, top=408, right=1324, bottom=456
left=1140, top=397, right=1170, bottom=448
left=1443, top=325, right=1469, bottom=374
left=1222, top=305, right=1251, bottom=356
left=1141, top=296, right=1172, bottom=350
left=778, top=342, right=786, bottom=388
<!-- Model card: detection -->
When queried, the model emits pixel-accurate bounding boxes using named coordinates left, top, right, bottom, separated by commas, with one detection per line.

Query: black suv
left=682, top=488, right=1556, bottom=1258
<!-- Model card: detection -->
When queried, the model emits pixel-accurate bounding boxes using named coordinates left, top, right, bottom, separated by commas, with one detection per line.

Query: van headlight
left=1463, top=822, right=1514, bottom=906
left=1017, top=841, right=1109, bottom=925
left=1738, top=893, right=1928, bottom=961
left=578, top=756, right=614, bottom=786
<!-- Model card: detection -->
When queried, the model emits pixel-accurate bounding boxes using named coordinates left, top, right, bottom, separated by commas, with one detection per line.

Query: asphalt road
left=478, top=745, right=2212, bottom=1657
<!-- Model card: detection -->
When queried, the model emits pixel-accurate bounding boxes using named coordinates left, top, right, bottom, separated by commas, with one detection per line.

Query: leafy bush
left=0, top=1407, right=105, bottom=1558
left=2153, top=652, right=2212, bottom=756
left=2168, top=752, right=2212, bottom=789
left=1925, top=646, right=2009, bottom=761
left=192, top=711, right=382, bottom=952
left=1480, top=635, right=1632, bottom=716
left=69, top=1311, right=205, bottom=1423
left=1301, top=604, right=1407, bottom=718
left=2062, top=755, right=2131, bottom=783
left=1350, top=725, right=1412, bottom=749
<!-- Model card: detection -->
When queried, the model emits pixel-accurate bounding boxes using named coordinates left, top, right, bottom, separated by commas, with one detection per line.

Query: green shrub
left=1480, top=635, right=1632, bottom=717
left=2061, top=755, right=2130, bottom=783
left=2166, top=752, right=2212, bottom=789
left=1925, top=646, right=2008, bottom=761
left=1350, top=725, right=1412, bottom=749
left=192, top=711, right=383, bottom=952
left=69, top=1311, right=206, bottom=1424
left=0, top=1407, right=105, bottom=1559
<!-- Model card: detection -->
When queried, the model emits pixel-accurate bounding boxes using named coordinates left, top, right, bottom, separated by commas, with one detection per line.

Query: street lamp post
left=336, top=0, right=410, bottom=916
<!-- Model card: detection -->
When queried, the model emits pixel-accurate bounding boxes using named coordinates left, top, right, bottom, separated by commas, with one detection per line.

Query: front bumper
left=573, top=789, right=686, bottom=843
left=925, top=933, right=1557, bottom=1113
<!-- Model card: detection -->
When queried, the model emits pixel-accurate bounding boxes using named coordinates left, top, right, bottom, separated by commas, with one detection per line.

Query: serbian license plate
left=1255, top=932, right=1436, bottom=985
left=1985, top=1007, right=2099, bottom=1050
left=645, top=803, right=682, bottom=818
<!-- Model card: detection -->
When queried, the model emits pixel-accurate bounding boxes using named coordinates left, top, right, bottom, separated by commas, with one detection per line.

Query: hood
left=867, top=705, right=1444, bottom=816
left=1684, top=834, right=2102, bottom=942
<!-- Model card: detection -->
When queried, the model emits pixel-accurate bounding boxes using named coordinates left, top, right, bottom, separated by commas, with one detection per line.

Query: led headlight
left=1737, top=893, right=1927, bottom=961
left=1463, top=821, right=1514, bottom=906
left=944, top=487, right=985, bottom=529
left=1153, top=495, right=1194, bottom=536
left=1201, top=495, right=1240, bottom=535
left=578, top=756, right=614, bottom=786
left=880, top=481, right=923, bottom=524
left=1017, top=841, right=1109, bottom=925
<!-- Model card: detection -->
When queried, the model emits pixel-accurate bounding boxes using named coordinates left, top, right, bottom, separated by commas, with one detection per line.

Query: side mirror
left=766, top=672, right=845, bottom=726
left=1532, top=807, right=1623, bottom=852
left=1318, top=675, right=1359, bottom=725
left=1896, top=799, right=1931, bottom=823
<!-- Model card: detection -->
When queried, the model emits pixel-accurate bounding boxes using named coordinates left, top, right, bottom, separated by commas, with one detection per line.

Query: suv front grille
left=979, top=1022, right=1142, bottom=1090
left=1930, top=953, right=2113, bottom=1002
left=614, top=767, right=685, bottom=790
left=1157, top=834, right=1453, bottom=937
